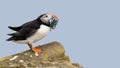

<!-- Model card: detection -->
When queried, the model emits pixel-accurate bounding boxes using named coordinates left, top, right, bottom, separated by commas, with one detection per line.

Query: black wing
left=7, top=28, right=37, bottom=41
left=7, top=18, right=41, bottom=41
left=8, top=19, right=41, bottom=31
left=8, top=26, right=22, bottom=31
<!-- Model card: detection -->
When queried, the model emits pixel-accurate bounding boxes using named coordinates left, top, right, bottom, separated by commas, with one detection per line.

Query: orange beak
left=52, top=14, right=58, bottom=19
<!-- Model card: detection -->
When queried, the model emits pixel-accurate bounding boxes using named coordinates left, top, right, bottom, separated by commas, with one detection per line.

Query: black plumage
left=6, top=13, right=59, bottom=53
left=7, top=17, right=50, bottom=41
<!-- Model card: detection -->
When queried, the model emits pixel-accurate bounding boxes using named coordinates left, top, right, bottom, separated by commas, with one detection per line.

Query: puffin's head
left=39, top=13, right=59, bottom=29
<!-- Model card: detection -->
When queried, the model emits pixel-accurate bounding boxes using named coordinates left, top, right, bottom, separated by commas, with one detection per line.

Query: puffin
left=7, top=13, right=59, bottom=53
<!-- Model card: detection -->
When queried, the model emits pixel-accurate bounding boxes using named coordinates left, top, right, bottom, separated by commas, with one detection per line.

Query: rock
left=0, top=41, right=83, bottom=68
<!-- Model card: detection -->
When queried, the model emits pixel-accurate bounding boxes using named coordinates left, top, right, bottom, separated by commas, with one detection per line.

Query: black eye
left=45, top=15, right=48, bottom=17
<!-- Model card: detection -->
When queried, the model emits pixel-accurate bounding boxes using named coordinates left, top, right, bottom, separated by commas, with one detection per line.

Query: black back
left=7, top=18, right=43, bottom=41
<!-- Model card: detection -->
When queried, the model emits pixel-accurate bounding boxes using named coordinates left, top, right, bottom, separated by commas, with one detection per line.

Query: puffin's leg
left=28, top=43, right=42, bottom=53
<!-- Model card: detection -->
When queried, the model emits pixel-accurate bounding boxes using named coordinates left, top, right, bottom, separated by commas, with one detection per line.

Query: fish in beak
left=49, top=14, right=59, bottom=29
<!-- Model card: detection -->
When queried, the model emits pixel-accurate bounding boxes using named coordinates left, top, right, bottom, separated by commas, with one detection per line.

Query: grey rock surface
left=0, top=41, right=83, bottom=68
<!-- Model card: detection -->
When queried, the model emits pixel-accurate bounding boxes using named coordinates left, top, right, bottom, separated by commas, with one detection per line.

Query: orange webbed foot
left=32, top=47, right=42, bottom=53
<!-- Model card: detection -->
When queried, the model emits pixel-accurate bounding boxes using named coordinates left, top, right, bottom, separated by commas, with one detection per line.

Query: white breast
left=14, top=25, right=50, bottom=44
left=28, top=25, right=50, bottom=43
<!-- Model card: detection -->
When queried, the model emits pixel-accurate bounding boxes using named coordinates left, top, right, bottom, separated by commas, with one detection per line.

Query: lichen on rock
left=0, top=41, right=83, bottom=68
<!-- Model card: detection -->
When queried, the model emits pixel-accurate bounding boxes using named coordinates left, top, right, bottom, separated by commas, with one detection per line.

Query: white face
left=40, top=14, right=52, bottom=24
left=39, top=13, right=59, bottom=29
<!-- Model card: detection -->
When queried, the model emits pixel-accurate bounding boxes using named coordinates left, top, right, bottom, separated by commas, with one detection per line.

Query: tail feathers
left=7, top=33, right=21, bottom=41
left=7, top=32, right=22, bottom=37
left=6, top=37, right=16, bottom=41
left=7, top=32, right=25, bottom=41
left=7, top=33, right=17, bottom=36
left=7, top=33, right=14, bottom=36
left=8, top=26, right=22, bottom=31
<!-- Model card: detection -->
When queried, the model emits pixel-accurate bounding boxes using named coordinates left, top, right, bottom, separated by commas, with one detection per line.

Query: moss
left=0, top=42, right=82, bottom=68
left=0, top=65, right=2, bottom=68
left=27, top=63, right=36, bottom=67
